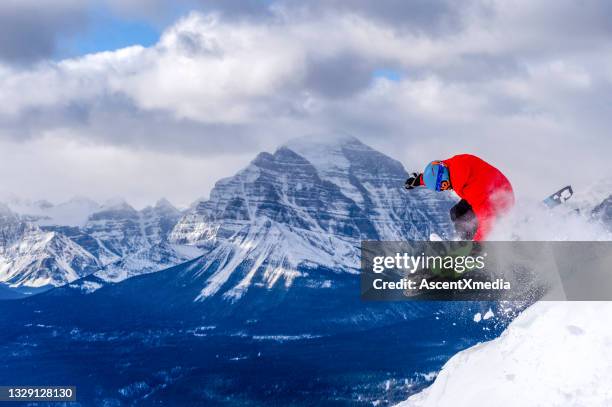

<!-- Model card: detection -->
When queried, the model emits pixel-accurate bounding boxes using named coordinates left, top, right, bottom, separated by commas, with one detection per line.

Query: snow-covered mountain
left=83, top=198, right=192, bottom=282
left=141, top=198, right=183, bottom=244
left=2, top=136, right=467, bottom=333
left=2, top=136, right=454, bottom=291
left=0, top=197, right=191, bottom=288
left=0, top=136, right=459, bottom=337
left=83, top=199, right=148, bottom=257
left=169, top=136, right=454, bottom=301
left=0, top=204, right=100, bottom=287
left=399, top=302, right=612, bottom=407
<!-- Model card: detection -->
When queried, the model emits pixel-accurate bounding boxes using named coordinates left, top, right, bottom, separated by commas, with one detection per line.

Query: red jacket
left=443, top=154, right=514, bottom=241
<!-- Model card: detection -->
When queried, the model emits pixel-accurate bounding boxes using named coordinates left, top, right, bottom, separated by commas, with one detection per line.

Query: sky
left=0, top=0, right=611, bottom=208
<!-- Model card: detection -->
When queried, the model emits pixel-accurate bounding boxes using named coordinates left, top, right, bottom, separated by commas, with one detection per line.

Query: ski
left=543, top=185, right=573, bottom=208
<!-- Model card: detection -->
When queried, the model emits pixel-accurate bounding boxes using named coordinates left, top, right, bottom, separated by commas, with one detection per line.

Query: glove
left=405, top=173, right=423, bottom=190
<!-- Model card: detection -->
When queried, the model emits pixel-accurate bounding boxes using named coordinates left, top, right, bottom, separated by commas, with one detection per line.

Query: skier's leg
left=450, top=200, right=478, bottom=240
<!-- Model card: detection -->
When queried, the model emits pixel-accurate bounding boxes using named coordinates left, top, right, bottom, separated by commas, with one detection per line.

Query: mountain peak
left=154, top=198, right=176, bottom=210
left=100, top=198, right=134, bottom=211
left=283, top=134, right=365, bottom=152
left=281, top=135, right=369, bottom=175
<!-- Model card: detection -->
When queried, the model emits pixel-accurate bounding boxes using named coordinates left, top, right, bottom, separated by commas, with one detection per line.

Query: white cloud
left=0, top=1, right=611, bottom=205
left=0, top=135, right=253, bottom=209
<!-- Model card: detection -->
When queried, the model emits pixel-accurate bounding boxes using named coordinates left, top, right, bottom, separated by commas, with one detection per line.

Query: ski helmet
left=423, top=161, right=451, bottom=191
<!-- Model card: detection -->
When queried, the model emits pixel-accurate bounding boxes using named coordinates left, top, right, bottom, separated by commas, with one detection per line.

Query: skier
left=405, top=154, right=514, bottom=241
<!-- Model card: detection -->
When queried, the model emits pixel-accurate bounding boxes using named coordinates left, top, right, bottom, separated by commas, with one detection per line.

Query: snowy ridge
left=74, top=199, right=193, bottom=283
left=399, top=302, right=612, bottom=407
left=0, top=204, right=100, bottom=287
left=0, top=198, right=194, bottom=288
left=192, top=220, right=359, bottom=301
left=95, top=242, right=197, bottom=282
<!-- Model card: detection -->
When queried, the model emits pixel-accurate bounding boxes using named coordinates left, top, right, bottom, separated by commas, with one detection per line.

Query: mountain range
left=0, top=136, right=455, bottom=295
left=0, top=197, right=194, bottom=290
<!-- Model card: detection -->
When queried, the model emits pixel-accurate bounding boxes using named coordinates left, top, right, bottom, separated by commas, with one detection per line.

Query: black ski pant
left=450, top=199, right=478, bottom=240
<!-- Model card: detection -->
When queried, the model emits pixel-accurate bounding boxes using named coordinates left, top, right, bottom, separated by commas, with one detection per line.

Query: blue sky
left=56, top=4, right=162, bottom=58
left=372, top=69, right=403, bottom=82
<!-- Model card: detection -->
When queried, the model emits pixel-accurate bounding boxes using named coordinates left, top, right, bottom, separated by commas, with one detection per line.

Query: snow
left=285, top=135, right=367, bottom=206
left=171, top=244, right=204, bottom=259
left=251, top=334, right=321, bottom=342
left=489, top=201, right=612, bottom=241
left=0, top=222, right=100, bottom=287
left=398, top=302, right=612, bottom=407
left=74, top=280, right=104, bottom=293
left=196, top=220, right=359, bottom=301
left=570, top=178, right=612, bottom=212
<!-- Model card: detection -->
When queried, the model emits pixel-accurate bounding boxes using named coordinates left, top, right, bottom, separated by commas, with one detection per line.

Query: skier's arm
left=404, top=173, right=424, bottom=190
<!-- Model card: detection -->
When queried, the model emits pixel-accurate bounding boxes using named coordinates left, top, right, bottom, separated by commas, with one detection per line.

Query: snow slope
left=399, top=301, right=612, bottom=407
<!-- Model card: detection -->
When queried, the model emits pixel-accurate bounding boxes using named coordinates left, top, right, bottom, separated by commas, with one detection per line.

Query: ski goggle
left=434, top=162, right=450, bottom=191
left=423, top=160, right=451, bottom=191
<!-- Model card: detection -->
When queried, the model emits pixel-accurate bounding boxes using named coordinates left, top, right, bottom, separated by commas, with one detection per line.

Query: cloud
left=0, top=0, right=87, bottom=64
left=0, top=0, right=611, bottom=204
left=0, top=135, right=254, bottom=209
